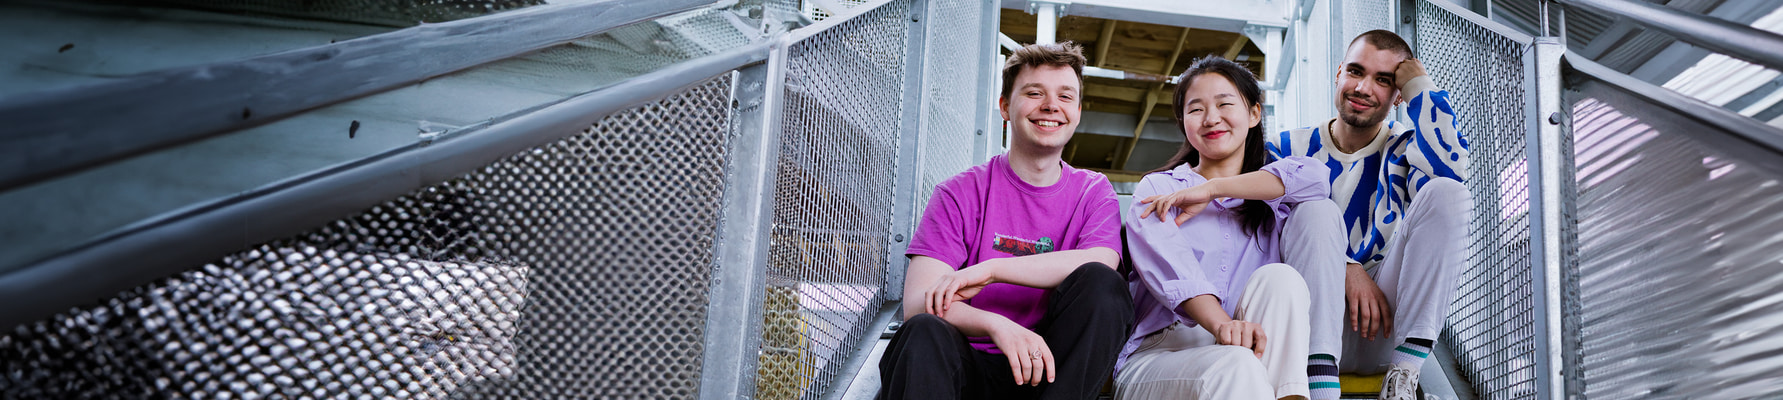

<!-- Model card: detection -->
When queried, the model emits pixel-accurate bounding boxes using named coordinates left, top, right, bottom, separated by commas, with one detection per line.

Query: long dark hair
left=1150, top=56, right=1274, bottom=239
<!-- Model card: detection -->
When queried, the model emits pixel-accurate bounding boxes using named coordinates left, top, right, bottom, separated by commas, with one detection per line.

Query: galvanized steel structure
left=3, top=0, right=1783, bottom=398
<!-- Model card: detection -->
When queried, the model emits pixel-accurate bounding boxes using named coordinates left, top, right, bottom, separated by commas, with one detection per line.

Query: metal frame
left=1330, top=0, right=1344, bottom=90
left=883, top=0, right=932, bottom=303
left=0, top=41, right=774, bottom=331
left=1559, top=0, right=1783, bottom=72
left=818, top=303, right=899, bottom=400
left=976, top=0, right=1003, bottom=164
left=697, top=49, right=785, bottom=400
left=1398, top=0, right=1418, bottom=63
left=1526, top=35, right=1567, bottom=400
left=0, top=0, right=719, bottom=192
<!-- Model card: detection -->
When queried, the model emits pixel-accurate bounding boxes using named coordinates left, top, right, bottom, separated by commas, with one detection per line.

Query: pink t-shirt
left=905, top=154, right=1124, bottom=353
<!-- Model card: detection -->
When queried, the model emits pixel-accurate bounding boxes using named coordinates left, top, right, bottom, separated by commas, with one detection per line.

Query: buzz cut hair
left=1000, top=41, right=1088, bottom=100
left=1349, top=29, right=1414, bottom=60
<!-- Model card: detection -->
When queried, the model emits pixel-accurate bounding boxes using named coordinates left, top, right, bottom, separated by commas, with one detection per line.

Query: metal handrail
left=1559, top=0, right=1783, bottom=71
left=0, top=41, right=773, bottom=331
left=0, top=0, right=720, bottom=193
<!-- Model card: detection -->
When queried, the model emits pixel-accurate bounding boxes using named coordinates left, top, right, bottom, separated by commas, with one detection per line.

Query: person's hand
left=988, top=319, right=1055, bottom=386
left=1345, top=263, right=1394, bottom=340
left=1138, top=185, right=1217, bottom=226
left=1210, top=320, right=1268, bottom=358
left=924, top=263, right=995, bottom=318
left=1394, top=58, right=1429, bottom=104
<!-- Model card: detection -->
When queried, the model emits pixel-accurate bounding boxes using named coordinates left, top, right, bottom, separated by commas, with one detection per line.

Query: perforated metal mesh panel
left=0, top=75, right=737, bottom=399
left=134, top=0, right=547, bottom=26
left=1567, top=83, right=1783, bottom=399
left=801, top=0, right=873, bottom=21
left=1415, top=2, right=1538, bottom=399
left=1342, top=0, right=1397, bottom=47
left=913, top=0, right=985, bottom=227
left=754, top=1, right=911, bottom=398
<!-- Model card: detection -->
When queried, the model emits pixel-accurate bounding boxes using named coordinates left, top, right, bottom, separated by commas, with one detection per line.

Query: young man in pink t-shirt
left=876, top=42, right=1134, bottom=400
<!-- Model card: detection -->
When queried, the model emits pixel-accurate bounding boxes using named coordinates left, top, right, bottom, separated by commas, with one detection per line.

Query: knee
left=903, top=313, right=953, bottom=336
left=1284, top=199, right=1344, bottom=240
left=1414, top=178, right=1471, bottom=211
left=1249, top=264, right=1311, bottom=306
left=1065, top=263, right=1134, bottom=317
left=1409, top=177, right=1473, bottom=227
left=1069, top=262, right=1125, bottom=290
left=898, top=313, right=959, bottom=347
left=889, top=314, right=958, bottom=357
left=1070, top=263, right=1129, bottom=298
left=1288, top=198, right=1342, bottom=225
left=1252, top=264, right=1309, bottom=292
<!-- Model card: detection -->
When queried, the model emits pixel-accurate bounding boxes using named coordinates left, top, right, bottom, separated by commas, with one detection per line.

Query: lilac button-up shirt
left=1115, top=156, right=1330, bottom=375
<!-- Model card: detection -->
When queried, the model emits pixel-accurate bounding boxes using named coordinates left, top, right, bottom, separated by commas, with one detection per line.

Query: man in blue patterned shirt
left=1265, top=30, right=1472, bottom=400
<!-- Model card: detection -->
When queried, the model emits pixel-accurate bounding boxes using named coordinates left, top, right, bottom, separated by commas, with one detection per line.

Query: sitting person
left=876, top=41, right=1134, bottom=400
left=1115, top=56, right=1346, bottom=400
left=1266, top=30, right=1471, bottom=400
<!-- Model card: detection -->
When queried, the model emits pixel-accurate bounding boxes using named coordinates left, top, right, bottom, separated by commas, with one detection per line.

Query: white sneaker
left=1378, top=361, right=1420, bottom=400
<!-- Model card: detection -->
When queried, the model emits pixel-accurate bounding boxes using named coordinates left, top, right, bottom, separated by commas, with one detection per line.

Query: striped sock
left=1392, top=337, right=1434, bottom=368
left=1308, top=354, right=1340, bottom=400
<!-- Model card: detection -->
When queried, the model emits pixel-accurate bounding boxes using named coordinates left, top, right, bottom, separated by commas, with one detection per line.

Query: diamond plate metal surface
left=1, top=75, right=737, bottom=399
left=1415, top=2, right=1539, bottom=399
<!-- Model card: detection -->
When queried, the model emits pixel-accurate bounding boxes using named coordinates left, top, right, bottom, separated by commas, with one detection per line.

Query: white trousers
left=1335, top=178, right=1472, bottom=374
left=1280, top=199, right=1348, bottom=359
left=1115, top=264, right=1312, bottom=400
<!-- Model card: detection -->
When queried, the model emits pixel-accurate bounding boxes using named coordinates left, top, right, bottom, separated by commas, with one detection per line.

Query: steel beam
left=0, top=0, right=719, bottom=193
left=698, top=48, right=783, bottom=400
left=1560, top=0, right=1783, bottom=72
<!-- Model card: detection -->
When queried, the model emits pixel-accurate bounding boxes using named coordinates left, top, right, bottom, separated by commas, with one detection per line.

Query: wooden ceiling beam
left=1157, top=27, right=1194, bottom=76
left=1095, top=20, right=1117, bottom=67
left=1115, top=27, right=1192, bottom=171
left=1084, top=85, right=1151, bottom=103
left=1223, top=35, right=1251, bottom=60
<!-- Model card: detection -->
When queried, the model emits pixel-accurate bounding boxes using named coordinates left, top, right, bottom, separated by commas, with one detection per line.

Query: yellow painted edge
left=1339, top=373, right=1385, bottom=394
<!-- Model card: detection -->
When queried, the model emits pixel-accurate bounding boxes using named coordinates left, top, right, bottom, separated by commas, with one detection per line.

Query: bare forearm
left=1178, top=294, right=1232, bottom=333
left=1204, top=171, right=1287, bottom=201
left=982, top=247, right=1119, bottom=289
left=928, top=301, right=1018, bottom=337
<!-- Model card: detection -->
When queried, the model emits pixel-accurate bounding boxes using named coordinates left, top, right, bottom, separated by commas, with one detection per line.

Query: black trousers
left=877, top=263, right=1135, bottom=400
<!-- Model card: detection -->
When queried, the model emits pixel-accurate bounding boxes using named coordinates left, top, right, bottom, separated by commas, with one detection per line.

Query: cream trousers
left=1115, top=263, right=1312, bottom=400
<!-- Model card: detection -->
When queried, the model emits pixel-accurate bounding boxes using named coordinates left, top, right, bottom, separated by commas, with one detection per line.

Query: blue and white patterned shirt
left=1264, top=76, right=1468, bottom=269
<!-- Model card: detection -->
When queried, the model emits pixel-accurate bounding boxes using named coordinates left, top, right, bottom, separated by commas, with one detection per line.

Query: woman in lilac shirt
left=1113, top=56, right=1346, bottom=400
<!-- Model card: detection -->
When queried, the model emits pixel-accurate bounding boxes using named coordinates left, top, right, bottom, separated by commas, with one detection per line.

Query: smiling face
left=1000, top=63, right=1083, bottom=153
left=1334, top=41, right=1406, bottom=131
left=1179, top=73, right=1261, bottom=163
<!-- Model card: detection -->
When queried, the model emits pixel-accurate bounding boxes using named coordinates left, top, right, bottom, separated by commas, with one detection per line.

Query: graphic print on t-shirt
left=992, top=234, right=1054, bottom=256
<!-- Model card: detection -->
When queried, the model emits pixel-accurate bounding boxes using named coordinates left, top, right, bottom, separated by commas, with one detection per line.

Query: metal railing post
left=698, top=44, right=786, bottom=400
left=882, top=0, right=931, bottom=303
left=1527, top=35, right=1576, bottom=400
left=975, top=0, right=1002, bottom=165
